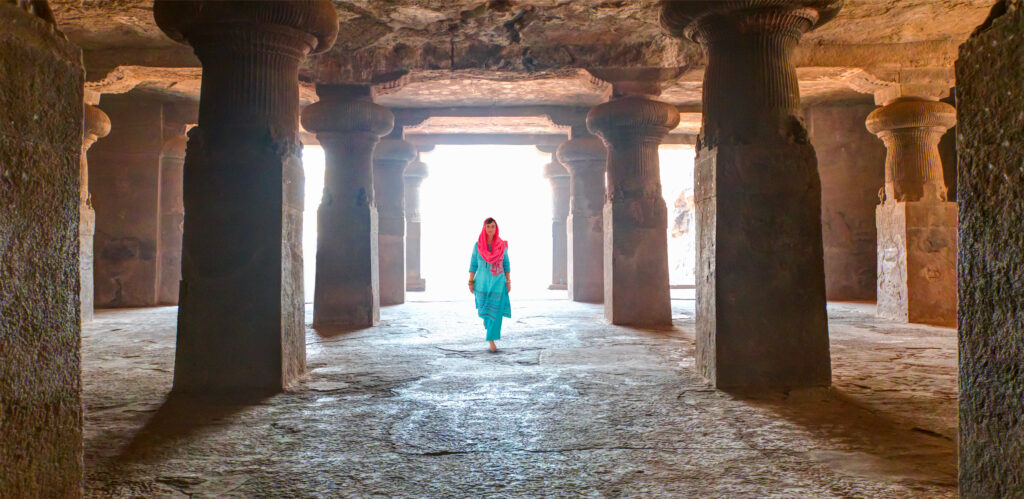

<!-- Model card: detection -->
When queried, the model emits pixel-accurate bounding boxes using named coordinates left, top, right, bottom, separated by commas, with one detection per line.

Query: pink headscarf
left=477, top=219, right=508, bottom=276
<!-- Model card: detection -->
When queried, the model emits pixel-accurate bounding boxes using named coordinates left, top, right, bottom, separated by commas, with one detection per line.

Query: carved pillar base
left=876, top=201, right=957, bottom=327
left=696, top=143, right=831, bottom=389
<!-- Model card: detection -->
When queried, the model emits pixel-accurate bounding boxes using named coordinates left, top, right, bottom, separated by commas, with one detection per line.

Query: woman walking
left=469, top=217, right=511, bottom=352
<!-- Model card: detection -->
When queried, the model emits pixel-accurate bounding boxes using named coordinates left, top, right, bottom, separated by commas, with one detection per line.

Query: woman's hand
left=506, top=280, right=511, bottom=293
left=469, top=282, right=475, bottom=294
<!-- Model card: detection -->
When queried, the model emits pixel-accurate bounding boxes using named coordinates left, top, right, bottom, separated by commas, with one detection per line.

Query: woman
left=469, top=217, right=511, bottom=352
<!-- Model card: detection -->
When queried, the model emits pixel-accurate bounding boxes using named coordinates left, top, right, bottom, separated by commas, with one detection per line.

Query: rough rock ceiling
left=54, top=0, right=993, bottom=109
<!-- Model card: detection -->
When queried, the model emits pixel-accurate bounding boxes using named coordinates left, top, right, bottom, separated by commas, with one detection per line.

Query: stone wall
left=0, top=4, right=84, bottom=496
left=805, top=101, right=886, bottom=301
left=89, top=91, right=164, bottom=307
left=956, top=1, right=1024, bottom=496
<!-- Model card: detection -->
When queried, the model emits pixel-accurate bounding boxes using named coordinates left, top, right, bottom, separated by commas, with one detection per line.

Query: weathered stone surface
left=157, top=124, right=186, bottom=305
left=155, top=0, right=338, bottom=393
left=806, top=101, right=885, bottom=301
left=81, top=299, right=959, bottom=496
left=374, top=138, right=417, bottom=306
left=89, top=92, right=163, bottom=308
left=955, top=2, right=1024, bottom=495
left=543, top=159, right=569, bottom=291
left=557, top=136, right=607, bottom=304
left=866, top=97, right=957, bottom=326
left=0, top=4, right=84, bottom=495
left=404, top=158, right=429, bottom=292
left=665, top=1, right=833, bottom=389
left=875, top=201, right=957, bottom=326
left=302, top=84, right=394, bottom=329
left=81, top=103, right=111, bottom=322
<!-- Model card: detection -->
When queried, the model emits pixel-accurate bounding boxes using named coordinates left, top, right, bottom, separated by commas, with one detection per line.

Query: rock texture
left=47, top=1, right=994, bottom=109
left=955, top=1, right=1024, bottom=495
left=80, top=299, right=959, bottom=497
left=89, top=92, right=164, bottom=308
left=806, top=100, right=886, bottom=301
left=0, top=4, right=84, bottom=496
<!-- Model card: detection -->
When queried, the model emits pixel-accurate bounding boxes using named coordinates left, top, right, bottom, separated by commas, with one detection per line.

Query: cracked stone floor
left=83, top=293, right=957, bottom=497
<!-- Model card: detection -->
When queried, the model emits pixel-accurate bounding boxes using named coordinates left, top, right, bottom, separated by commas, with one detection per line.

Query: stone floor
left=83, top=294, right=957, bottom=497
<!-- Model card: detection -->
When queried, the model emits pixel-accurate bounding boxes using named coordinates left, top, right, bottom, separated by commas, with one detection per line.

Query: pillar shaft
left=157, top=126, right=186, bottom=305
left=544, top=160, right=570, bottom=290
left=405, top=160, right=428, bottom=292
left=662, top=1, right=838, bottom=389
left=588, top=96, right=678, bottom=326
left=557, top=137, right=607, bottom=303
left=867, top=98, right=957, bottom=326
left=302, top=85, right=393, bottom=328
left=81, top=103, right=110, bottom=323
left=374, top=139, right=416, bottom=306
left=154, top=0, right=338, bottom=393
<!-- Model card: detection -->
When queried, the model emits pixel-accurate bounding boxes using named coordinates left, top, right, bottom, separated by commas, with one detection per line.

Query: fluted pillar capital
left=557, top=136, right=607, bottom=173
left=543, top=160, right=569, bottom=179
left=154, top=0, right=338, bottom=55
left=83, top=103, right=110, bottom=147
left=374, top=139, right=417, bottom=165
left=404, top=159, right=429, bottom=180
left=302, top=85, right=395, bottom=139
left=867, top=97, right=956, bottom=203
left=866, top=98, right=957, bottom=135
left=586, top=96, right=680, bottom=145
left=661, top=0, right=842, bottom=43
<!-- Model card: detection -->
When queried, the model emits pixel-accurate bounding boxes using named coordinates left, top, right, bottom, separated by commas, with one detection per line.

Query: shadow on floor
left=109, top=391, right=270, bottom=467
left=727, top=386, right=956, bottom=486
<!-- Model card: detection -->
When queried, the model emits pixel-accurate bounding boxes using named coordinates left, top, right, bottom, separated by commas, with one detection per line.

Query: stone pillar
left=404, top=157, right=428, bottom=292
left=866, top=97, right=957, bottom=326
left=805, top=102, right=886, bottom=301
left=956, top=3, right=1024, bottom=495
left=81, top=102, right=110, bottom=322
left=587, top=83, right=679, bottom=326
left=543, top=157, right=570, bottom=291
left=154, top=0, right=338, bottom=393
left=157, top=124, right=186, bottom=305
left=661, top=1, right=838, bottom=389
left=1, top=3, right=84, bottom=493
left=373, top=137, right=416, bottom=306
left=556, top=134, right=607, bottom=303
left=301, top=84, right=393, bottom=328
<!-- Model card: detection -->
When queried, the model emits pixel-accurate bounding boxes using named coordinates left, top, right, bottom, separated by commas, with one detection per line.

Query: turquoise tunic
left=469, top=243, right=511, bottom=341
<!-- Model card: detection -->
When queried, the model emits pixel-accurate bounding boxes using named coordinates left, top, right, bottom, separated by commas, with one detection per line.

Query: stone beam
left=405, top=134, right=568, bottom=147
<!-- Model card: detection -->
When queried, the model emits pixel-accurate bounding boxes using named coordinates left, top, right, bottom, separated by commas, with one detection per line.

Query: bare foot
left=488, top=341, right=497, bottom=353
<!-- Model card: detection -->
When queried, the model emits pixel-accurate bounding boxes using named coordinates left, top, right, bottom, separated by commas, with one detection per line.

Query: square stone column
left=588, top=91, right=679, bottom=326
left=543, top=158, right=570, bottom=291
left=81, top=102, right=110, bottom=322
left=373, top=137, right=416, bottom=306
left=661, top=1, right=838, bottom=389
left=404, top=158, right=428, bottom=292
left=956, top=3, right=1024, bottom=494
left=302, top=84, right=393, bottom=329
left=557, top=135, right=607, bottom=303
left=154, top=0, right=338, bottom=393
left=867, top=98, right=957, bottom=327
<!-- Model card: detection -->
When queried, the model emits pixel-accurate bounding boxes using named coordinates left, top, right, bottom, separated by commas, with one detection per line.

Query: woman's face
left=484, top=222, right=497, bottom=237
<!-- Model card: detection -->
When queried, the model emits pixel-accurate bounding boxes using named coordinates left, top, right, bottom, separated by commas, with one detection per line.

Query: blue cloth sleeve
left=503, top=249, right=510, bottom=273
left=469, top=245, right=478, bottom=273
